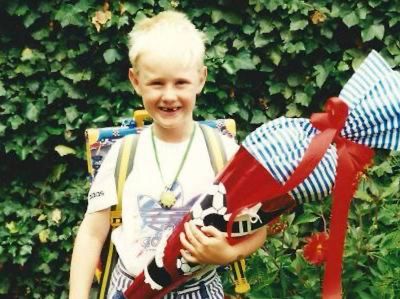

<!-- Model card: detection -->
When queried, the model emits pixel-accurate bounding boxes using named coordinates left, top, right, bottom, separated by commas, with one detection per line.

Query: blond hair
left=128, top=11, right=206, bottom=71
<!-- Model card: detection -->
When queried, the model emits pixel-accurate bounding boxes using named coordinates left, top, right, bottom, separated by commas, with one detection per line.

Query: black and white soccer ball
left=190, top=183, right=228, bottom=230
left=176, top=256, right=202, bottom=275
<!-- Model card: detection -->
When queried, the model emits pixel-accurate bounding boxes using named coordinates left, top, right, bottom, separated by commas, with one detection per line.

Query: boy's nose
left=161, top=86, right=178, bottom=101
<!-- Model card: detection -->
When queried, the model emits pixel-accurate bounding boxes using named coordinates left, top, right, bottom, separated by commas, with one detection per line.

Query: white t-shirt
left=86, top=123, right=239, bottom=276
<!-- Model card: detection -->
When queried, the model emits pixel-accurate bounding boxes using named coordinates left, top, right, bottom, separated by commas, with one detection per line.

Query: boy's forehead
left=136, top=50, right=202, bottom=77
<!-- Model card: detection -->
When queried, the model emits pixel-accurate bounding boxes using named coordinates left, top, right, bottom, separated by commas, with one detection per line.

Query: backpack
left=85, top=110, right=249, bottom=298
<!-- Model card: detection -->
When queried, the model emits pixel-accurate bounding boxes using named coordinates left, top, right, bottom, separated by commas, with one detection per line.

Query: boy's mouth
left=159, top=107, right=181, bottom=112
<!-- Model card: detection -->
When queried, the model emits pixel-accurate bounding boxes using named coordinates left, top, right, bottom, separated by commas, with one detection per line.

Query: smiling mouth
left=159, top=107, right=180, bottom=112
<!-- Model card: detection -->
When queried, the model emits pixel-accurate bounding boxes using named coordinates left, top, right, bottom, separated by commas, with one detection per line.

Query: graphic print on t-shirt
left=137, top=181, right=197, bottom=251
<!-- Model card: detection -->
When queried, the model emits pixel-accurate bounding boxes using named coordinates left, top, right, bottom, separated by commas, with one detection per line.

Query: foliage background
left=0, top=0, right=399, bottom=298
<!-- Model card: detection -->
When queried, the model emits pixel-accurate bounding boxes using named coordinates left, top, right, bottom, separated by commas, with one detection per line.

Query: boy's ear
left=128, top=68, right=142, bottom=96
left=197, top=66, right=207, bottom=94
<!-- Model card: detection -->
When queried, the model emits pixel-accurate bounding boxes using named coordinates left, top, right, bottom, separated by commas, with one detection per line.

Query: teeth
left=160, top=107, right=179, bottom=112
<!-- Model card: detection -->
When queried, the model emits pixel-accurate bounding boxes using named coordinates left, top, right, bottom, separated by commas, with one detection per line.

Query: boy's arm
left=69, top=208, right=110, bottom=299
left=180, top=222, right=267, bottom=265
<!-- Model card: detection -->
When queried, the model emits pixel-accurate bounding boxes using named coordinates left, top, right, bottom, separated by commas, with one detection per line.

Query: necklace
left=151, top=124, right=196, bottom=209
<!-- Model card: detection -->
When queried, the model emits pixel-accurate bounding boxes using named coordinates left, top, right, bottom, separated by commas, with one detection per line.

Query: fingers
left=180, top=249, right=198, bottom=263
left=184, top=222, right=208, bottom=245
left=179, top=232, right=196, bottom=253
left=179, top=222, right=229, bottom=265
left=200, top=225, right=223, bottom=238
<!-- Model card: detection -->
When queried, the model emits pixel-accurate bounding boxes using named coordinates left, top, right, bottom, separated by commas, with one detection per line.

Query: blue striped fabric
left=339, top=51, right=400, bottom=150
left=243, top=50, right=400, bottom=204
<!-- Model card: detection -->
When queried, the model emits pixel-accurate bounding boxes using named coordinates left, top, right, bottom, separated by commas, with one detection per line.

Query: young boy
left=69, top=11, right=266, bottom=299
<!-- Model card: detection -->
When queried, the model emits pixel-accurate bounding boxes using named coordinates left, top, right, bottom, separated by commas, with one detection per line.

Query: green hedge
left=0, top=0, right=399, bottom=298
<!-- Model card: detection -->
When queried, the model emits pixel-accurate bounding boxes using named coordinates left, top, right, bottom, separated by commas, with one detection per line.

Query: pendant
left=160, top=190, right=176, bottom=209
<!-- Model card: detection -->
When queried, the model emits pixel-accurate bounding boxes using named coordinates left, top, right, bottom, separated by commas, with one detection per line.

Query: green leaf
left=238, top=109, right=249, bottom=121
left=321, top=27, right=333, bottom=39
left=269, top=49, right=282, bottom=66
left=92, top=114, right=109, bottom=123
left=25, top=103, right=40, bottom=122
left=0, top=81, right=6, bottom=96
left=290, top=19, right=308, bottom=31
left=254, top=31, right=269, bottom=48
left=134, top=11, right=147, bottom=23
left=371, top=160, right=393, bottom=177
left=294, top=213, right=320, bottom=225
left=122, top=2, right=139, bottom=14
left=49, top=164, right=68, bottom=183
left=61, top=67, right=92, bottom=83
left=117, top=15, right=129, bottom=29
left=211, top=10, right=241, bottom=25
left=285, top=41, right=305, bottom=54
left=54, top=4, right=85, bottom=28
left=0, top=124, right=6, bottom=137
left=54, top=145, right=76, bottom=156
left=0, top=276, right=10, bottom=295
left=103, top=49, right=122, bottom=64
left=269, top=83, right=284, bottom=95
left=20, top=244, right=32, bottom=256
left=314, top=64, right=328, bottom=87
left=21, top=48, right=34, bottom=61
left=11, top=3, right=29, bottom=16
left=10, top=115, right=24, bottom=130
left=287, top=74, right=303, bottom=87
left=265, top=0, right=279, bottom=12
left=232, top=39, right=246, bottom=50
left=222, top=52, right=255, bottom=74
left=65, top=106, right=79, bottom=122
left=294, top=92, right=311, bottom=106
left=343, top=11, right=359, bottom=28
left=362, top=24, right=385, bottom=42
left=243, top=24, right=255, bottom=35
left=250, top=110, right=268, bottom=124
left=380, top=231, right=400, bottom=250
left=208, top=44, right=228, bottom=58
left=266, top=103, right=280, bottom=119
left=23, top=11, right=40, bottom=28
left=74, top=0, right=92, bottom=13
left=286, top=103, right=302, bottom=117
left=381, top=179, right=399, bottom=198
left=249, top=0, right=263, bottom=12
left=282, top=86, right=293, bottom=99
left=337, top=61, right=350, bottom=71
left=224, top=102, right=240, bottom=114
left=158, top=0, right=173, bottom=9
left=352, top=54, right=368, bottom=70
left=259, top=19, right=274, bottom=34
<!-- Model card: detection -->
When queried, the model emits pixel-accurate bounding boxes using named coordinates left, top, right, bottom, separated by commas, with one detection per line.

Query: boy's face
left=129, top=51, right=207, bottom=139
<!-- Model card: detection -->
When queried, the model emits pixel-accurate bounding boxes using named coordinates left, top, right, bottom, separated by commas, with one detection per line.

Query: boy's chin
left=156, top=114, right=193, bottom=126
left=153, top=118, right=194, bottom=135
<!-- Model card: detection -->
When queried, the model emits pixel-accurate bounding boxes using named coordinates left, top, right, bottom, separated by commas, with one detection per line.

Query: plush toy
left=124, top=50, right=400, bottom=299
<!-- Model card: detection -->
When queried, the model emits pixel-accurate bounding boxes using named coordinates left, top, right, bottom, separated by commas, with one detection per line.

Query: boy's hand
left=179, top=221, right=236, bottom=265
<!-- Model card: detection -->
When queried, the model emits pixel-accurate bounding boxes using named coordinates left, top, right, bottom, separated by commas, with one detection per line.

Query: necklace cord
left=151, top=124, right=197, bottom=189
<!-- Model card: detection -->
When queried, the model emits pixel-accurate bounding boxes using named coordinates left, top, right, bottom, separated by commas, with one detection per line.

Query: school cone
left=124, top=50, right=400, bottom=299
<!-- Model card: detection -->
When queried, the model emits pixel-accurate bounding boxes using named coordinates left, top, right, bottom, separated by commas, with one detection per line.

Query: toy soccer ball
left=190, top=183, right=228, bottom=230
left=176, top=256, right=202, bottom=275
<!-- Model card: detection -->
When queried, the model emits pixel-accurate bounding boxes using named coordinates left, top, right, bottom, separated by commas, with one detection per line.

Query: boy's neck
left=152, top=121, right=195, bottom=143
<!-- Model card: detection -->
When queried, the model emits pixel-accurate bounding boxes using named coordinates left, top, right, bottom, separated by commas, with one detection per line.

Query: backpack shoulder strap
left=98, top=134, right=140, bottom=299
left=199, top=123, right=227, bottom=174
left=111, top=134, right=139, bottom=227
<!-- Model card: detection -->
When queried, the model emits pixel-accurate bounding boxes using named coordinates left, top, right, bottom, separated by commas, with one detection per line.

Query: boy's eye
left=150, top=81, right=162, bottom=86
left=176, top=80, right=189, bottom=85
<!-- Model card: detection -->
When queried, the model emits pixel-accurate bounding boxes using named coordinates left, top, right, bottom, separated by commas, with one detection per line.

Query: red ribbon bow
left=311, top=97, right=374, bottom=298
